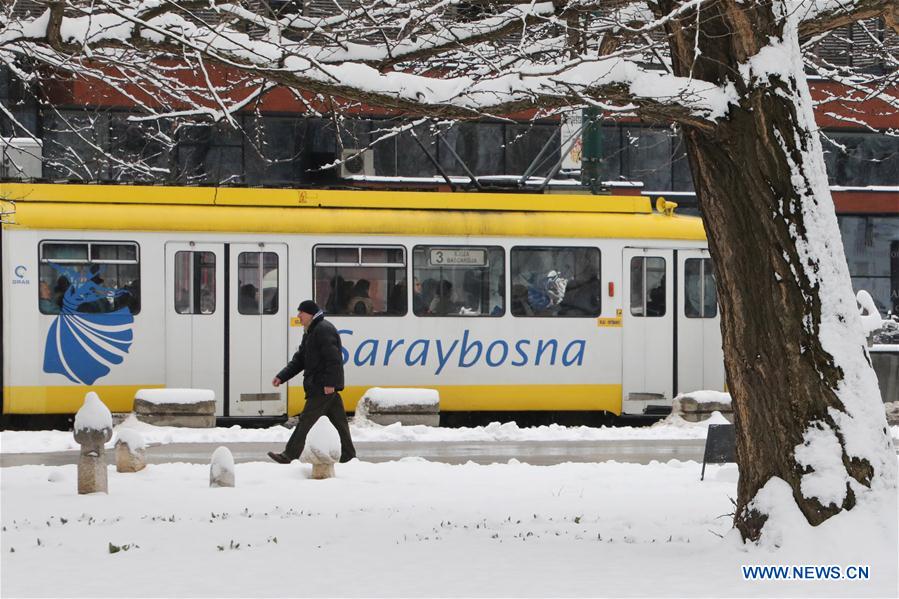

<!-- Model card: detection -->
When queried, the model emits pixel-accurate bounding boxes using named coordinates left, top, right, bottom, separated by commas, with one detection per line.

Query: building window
left=38, top=241, right=140, bottom=315
left=684, top=258, right=717, bottom=318
left=510, top=247, right=601, bottom=317
left=314, top=245, right=407, bottom=316
left=412, top=245, right=504, bottom=316
left=630, top=256, right=666, bottom=317
left=174, top=251, right=216, bottom=314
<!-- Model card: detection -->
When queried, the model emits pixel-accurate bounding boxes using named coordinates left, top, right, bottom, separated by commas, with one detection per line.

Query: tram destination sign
left=429, top=248, right=487, bottom=266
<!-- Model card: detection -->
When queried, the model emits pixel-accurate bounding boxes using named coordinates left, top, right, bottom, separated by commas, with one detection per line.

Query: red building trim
left=831, top=189, right=899, bottom=214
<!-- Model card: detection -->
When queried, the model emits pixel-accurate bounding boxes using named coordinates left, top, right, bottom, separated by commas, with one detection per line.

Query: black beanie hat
left=297, top=300, right=320, bottom=315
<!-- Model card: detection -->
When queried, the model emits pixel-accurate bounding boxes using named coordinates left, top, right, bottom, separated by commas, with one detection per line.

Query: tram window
left=41, top=242, right=88, bottom=262
left=313, top=245, right=407, bottom=316
left=91, top=243, right=138, bottom=262
left=510, top=247, right=601, bottom=317
left=412, top=245, right=504, bottom=317
left=684, top=258, right=718, bottom=318
left=38, top=240, right=141, bottom=315
left=630, top=256, right=666, bottom=317
left=237, top=252, right=279, bottom=315
left=174, top=251, right=216, bottom=315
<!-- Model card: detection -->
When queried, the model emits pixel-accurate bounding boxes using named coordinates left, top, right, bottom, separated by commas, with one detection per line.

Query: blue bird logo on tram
left=42, top=263, right=134, bottom=385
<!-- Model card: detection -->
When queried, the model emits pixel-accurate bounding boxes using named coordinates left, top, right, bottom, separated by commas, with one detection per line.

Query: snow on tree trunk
left=664, top=0, right=896, bottom=540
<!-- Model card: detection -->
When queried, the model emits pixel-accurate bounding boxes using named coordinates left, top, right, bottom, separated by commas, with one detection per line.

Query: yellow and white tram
left=1, top=183, right=724, bottom=423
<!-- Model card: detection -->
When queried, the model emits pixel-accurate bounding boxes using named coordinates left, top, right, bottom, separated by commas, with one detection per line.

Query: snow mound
left=300, top=418, right=341, bottom=464
left=655, top=409, right=731, bottom=429
left=115, top=428, right=146, bottom=451
left=135, top=388, right=214, bottom=404
left=747, top=476, right=897, bottom=557
left=74, top=392, right=112, bottom=432
left=856, top=290, right=883, bottom=335
left=360, top=387, right=439, bottom=409
left=677, top=390, right=732, bottom=405
left=210, top=446, right=235, bottom=479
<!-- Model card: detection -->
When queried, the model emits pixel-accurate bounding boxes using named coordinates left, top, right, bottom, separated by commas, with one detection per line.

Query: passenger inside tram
left=511, top=284, right=534, bottom=316
left=417, top=278, right=438, bottom=315
left=387, top=281, right=407, bottom=314
left=238, top=283, right=259, bottom=314
left=429, top=280, right=459, bottom=315
left=646, top=274, right=666, bottom=316
left=412, top=277, right=427, bottom=314
left=559, top=268, right=601, bottom=316
left=349, top=279, right=374, bottom=315
left=39, top=281, right=59, bottom=314
left=51, top=276, right=70, bottom=310
left=324, top=275, right=346, bottom=315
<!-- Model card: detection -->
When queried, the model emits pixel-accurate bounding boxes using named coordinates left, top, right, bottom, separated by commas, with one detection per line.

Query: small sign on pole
left=701, top=424, right=736, bottom=480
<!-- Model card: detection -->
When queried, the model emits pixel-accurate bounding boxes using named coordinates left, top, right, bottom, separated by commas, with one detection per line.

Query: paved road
left=0, top=439, right=708, bottom=467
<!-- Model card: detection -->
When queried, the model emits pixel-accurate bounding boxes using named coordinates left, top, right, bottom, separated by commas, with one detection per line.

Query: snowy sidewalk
left=0, top=412, right=735, bottom=455
left=0, top=438, right=708, bottom=467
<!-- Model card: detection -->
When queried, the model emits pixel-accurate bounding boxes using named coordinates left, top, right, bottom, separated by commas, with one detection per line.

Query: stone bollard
left=210, top=447, right=235, bottom=488
left=300, top=418, right=341, bottom=479
left=673, top=392, right=733, bottom=423
left=115, top=429, right=147, bottom=473
left=73, top=392, right=113, bottom=494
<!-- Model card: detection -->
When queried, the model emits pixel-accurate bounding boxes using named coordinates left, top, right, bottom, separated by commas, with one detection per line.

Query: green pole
left=581, top=107, right=602, bottom=193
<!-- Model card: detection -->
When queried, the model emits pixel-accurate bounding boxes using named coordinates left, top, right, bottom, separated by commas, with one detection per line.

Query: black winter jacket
left=276, top=314, right=345, bottom=396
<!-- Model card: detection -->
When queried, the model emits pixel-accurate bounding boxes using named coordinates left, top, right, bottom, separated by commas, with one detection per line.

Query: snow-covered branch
left=0, top=0, right=894, bottom=147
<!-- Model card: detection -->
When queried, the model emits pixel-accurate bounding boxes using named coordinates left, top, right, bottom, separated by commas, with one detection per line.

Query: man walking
left=268, top=300, right=356, bottom=464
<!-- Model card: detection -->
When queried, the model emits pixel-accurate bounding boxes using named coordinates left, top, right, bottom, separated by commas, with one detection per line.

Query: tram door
left=228, top=243, right=287, bottom=417
left=165, top=243, right=226, bottom=414
left=676, top=250, right=725, bottom=393
left=622, top=248, right=674, bottom=414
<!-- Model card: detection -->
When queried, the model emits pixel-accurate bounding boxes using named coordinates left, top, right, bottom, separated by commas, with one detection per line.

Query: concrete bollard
left=210, top=447, right=235, bottom=488
left=115, top=429, right=147, bottom=473
left=73, top=392, right=113, bottom=494
left=300, top=418, right=341, bottom=479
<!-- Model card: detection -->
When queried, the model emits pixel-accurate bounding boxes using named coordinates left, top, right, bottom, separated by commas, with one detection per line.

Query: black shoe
left=268, top=451, right=292, bottom=464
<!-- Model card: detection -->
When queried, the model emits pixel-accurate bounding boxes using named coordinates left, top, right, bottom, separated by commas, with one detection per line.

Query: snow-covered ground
left=3, top=412, right=897, bottom=454
left=2, top=417, right=897, bottom=597
left=2, top=457, right=896, bottom=597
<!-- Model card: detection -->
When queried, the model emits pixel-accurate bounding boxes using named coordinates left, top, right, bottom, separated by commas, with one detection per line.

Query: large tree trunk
left=662, top=0, right=896, bottom=541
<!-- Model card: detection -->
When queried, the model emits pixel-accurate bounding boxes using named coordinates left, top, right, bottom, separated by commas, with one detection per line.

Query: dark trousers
left=284, top=392, right=356, bottom=463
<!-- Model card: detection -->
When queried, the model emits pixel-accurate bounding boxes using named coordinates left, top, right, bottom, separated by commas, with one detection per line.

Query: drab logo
left=12, top=265, right=29, bottom=285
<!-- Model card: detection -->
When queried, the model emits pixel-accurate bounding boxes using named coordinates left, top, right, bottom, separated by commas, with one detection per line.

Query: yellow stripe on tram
left=289, top=384, right=623, bottom=416
left=2, top=385, right=165, bottom=414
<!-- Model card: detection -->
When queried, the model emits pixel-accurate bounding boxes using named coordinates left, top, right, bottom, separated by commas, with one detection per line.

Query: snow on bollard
left=209, top=447, right=235, bottom=488
left=300, top=418, right=341, bottom=479
left=73, top=392, right=113, bottom=494
left=115, top=429, right=147, bottom=473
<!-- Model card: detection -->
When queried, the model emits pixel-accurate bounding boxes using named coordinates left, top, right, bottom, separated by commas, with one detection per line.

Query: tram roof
left=1, top=183, right=706, bottom=240
left=2, top=183, right=655, bottom=213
